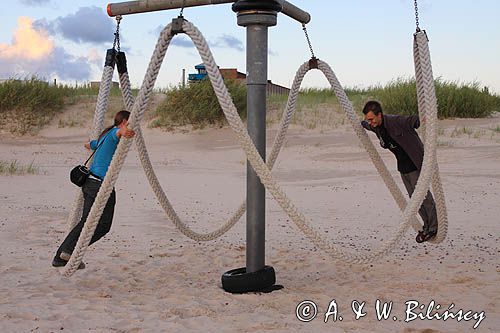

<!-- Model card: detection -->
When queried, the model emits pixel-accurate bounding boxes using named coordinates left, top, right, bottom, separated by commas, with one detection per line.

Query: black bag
left=70, top=132, right=110, bottom=187
left=70, top=165, right=90, bottom=187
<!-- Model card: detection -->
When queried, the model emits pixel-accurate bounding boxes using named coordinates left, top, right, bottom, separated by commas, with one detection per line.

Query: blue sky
left=1, top=0, right=499, bottom=94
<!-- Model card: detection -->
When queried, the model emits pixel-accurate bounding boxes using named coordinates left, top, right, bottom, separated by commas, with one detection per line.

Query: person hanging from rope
left=52, top=110, right=136, bottom=268
left=361, top=101, right=437, bottom=243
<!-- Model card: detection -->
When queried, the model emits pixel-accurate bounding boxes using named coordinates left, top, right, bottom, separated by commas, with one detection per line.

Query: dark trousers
left=55, top=178, right=116, bottom=259
left=400, top=170, right=438, bottom=233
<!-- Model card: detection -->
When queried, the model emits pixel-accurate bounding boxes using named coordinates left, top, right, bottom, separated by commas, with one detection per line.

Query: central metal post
left=235, top=3, right=278, bottom=274
left=106, top=0, right=310, bottom=294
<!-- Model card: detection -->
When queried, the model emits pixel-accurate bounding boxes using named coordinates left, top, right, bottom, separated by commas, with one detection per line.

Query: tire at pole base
left=222, top=265, right=276, bottom=293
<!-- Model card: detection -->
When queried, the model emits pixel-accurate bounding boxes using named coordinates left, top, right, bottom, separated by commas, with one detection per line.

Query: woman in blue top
left=53, top=110, right=135, bottom=268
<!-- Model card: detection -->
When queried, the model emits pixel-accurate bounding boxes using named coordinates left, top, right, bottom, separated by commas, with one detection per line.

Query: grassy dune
left=0, top=78, right=130, bottom=135
left=0, top=159, right=40, bottom=175
left=1, top=77, right=499, bottom=134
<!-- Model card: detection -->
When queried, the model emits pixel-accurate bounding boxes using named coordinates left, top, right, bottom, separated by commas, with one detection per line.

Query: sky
left=1, top=0, right=499, bottom=94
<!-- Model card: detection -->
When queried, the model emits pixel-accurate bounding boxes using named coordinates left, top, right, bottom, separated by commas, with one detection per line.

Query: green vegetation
left=451, top=126, right=473, bottom=138
left=346, top=78, right=500, bottom=118
left=151, top=79, right=247, bottom=129
left=267, top=88, right=345, bottom=129
left=0, top=160, right=40, bottom=175
left=1, top=76, right=499, bottom=134
left=0, top=77, right=134, bottom=134
left=267, top=79, right=500, bottom=129
left=0, top=78, right=65, bottom=134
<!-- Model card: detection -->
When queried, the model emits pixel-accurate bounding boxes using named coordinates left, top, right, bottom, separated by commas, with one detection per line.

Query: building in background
left=188, top=64, right=290, bottom=96
left=90, top=81, right=120, bottom=89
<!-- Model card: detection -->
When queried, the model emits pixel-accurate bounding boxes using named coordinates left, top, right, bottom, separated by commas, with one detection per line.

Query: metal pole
left=245, top=23, right=267, bottom=273
left=234, top=3, right=278, bottom=274
left=107, top=0, right=310, bottom=23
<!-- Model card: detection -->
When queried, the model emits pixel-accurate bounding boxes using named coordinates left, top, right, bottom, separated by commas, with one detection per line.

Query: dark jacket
left=362, top=114, right=424, bottom=170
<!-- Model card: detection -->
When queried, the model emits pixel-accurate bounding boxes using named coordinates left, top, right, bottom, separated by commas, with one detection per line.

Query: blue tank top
left=89, top=127, right=120, bottom=179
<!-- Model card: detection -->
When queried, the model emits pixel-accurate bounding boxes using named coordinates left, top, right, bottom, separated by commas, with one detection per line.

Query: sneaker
left=416, top=230, right=437, bottom=243
left=52, top=255, right=85, bottom=269
left=60, top=252, right=71, bottom=261
left=52, top=256, right=68, bottom=267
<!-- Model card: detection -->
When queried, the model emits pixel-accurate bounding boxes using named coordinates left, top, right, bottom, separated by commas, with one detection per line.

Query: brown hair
left=362, top=101, right=383, bottom=115
left=98, top=110, right=130, bottom=140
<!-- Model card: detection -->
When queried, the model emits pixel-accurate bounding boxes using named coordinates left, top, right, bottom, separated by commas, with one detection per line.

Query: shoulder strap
left=83, top=130, right=113, bottom=166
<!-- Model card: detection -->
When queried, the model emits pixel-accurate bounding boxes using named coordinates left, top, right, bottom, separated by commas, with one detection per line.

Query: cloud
left=151, top=25, right=193, bottom=47
left=150, top=27, right=243, bottom=52
left=87, top=48, right=103, bottom=67
left=41, top=47, right=92, bottom=80
left=35, top=6, right=115, bottom=45
left=0, top=17, right=53, bottom=60
left=32, top=18, right=56, bottom=35
left=171, top=36, right=194, bottom=48
left=20, top=0, right=51, bottom=6
left=151, top=25, right=165, bottom=36
left=210, top=34, right=244, bottom=52
left=0, top=16, right=94, bottom=81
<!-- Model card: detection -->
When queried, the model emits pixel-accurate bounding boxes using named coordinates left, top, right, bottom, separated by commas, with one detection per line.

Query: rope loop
left=62, top=19, right=447, bottom=276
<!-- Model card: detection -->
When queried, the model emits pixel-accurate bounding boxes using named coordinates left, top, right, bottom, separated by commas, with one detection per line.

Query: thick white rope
left=120, top=73, right=245, bottom=241
left=62, top=25, right=176, bottom=276
left=118, top=62, right=308, bottom=241
left=183, top=21, right=442, bottom=264
left=65, top=65, right=115, bottom=233
left=62, top=21, right=447, bottom=275
left=413, top=31, right=448, bottom=243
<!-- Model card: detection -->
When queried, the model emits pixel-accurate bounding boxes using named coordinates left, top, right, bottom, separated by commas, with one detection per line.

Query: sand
left=0, top=113, right=499, bottom=332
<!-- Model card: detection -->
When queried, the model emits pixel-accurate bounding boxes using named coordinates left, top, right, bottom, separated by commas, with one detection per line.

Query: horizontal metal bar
left=107, top=0, right=310, bottom=24
left=276, top=0, right=309, bottom=24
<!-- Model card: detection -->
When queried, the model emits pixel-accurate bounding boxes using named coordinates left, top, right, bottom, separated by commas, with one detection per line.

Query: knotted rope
left=413, top=30, right=448, bottom=243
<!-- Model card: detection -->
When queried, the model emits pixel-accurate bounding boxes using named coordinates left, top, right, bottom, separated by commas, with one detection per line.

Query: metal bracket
left=105, top=49, right=117, bottom=68
left=413, top=29, right=429, bottom=42
left=308, top=57, right=319, bottom=69
left=171, top=17, right=185, bottom=34
left=116, top=51, right=127, bottom=74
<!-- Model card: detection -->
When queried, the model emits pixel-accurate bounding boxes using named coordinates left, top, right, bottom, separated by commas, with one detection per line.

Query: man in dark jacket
left=361, top=100, right=437, bottom=243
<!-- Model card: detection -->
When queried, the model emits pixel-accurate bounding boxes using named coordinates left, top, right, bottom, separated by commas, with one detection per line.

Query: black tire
left=222, top=265, right=276, bottom=293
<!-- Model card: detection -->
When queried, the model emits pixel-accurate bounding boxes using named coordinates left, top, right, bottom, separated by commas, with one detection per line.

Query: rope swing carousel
left=60, top=0, right=448, bottom=294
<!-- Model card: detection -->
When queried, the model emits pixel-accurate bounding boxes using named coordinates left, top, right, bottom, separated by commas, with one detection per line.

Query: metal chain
left=179, top=0, right=186, bottom=17
left=301, top=23, right=315, bottom=59
left=112, top=15, right=122, bottom=51
left=414, top=0, right=420, bottom=32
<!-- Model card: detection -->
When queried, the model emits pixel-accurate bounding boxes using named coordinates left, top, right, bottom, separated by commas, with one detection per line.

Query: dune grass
left=151, top=79, right=247, bottom=130
left=0, top=77, right=135, bottom=135
left=0, top=78, right=65, bottom=134
left=345, top=78, right=500, bottom=118
left=1, top=76, right=499, bottom=133
left=267, top=88, right=346, bottom=130
left=0, top=160, right=40, bottom=175
left=272, top=79, right=500, bottom=118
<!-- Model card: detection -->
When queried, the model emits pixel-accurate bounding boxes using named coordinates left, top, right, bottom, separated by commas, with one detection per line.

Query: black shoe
left=52, top=256, right=67, bottom=267
left=52, top=256, right=85, bottom=269
left=416, top=230, right=437, bottom=243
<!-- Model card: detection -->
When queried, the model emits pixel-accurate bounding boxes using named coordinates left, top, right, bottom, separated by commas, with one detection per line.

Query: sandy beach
left=0, top=111, right=499, bottom=332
